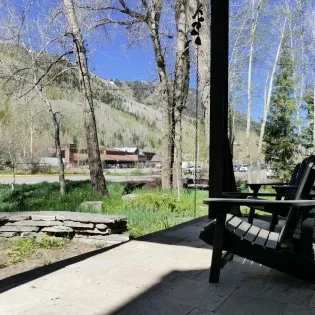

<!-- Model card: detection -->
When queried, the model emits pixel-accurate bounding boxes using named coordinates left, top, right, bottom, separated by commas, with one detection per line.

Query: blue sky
left=89, top=38, right=157, bottom=82
left=8, top=0, right=312, bottom=123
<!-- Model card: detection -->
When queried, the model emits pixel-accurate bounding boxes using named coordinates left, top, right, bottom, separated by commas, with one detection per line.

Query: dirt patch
left=0, top=237, right=99, bottom=280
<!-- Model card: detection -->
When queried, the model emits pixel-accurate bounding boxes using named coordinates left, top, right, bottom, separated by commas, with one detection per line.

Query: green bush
left=0, top=181, right=208, bottom=238
left=39, top=233, right=69, bottom=249
left=3, top=235, right=69, bottom=265
left=5, top=238, right=37, bottom=264
left=0, top=259, right=7, bottom=268
left=103, top=188, right=207, bottom=237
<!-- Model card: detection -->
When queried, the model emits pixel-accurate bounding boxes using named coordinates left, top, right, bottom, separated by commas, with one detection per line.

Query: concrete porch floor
left=1, top=216, right=315, bottom=315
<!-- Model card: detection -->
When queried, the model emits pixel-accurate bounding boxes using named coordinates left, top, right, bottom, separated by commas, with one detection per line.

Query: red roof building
left=63, top=144, right=156, bottom=167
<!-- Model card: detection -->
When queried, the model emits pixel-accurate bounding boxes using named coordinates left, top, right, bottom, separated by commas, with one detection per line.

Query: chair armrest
left=248, top=182, right=288, bottom=190
left=248, top=183, right=289, bottom=194
left=222, top=192, right=279, bottom=197
left=248, top=182, right=288, bottom=187
left=203, top=198, right=315, bottom=210
left=272, top=185, right=297, bottom=197
left=223, top=191, right=293, bottom=199
left=272, top=185, right=297, bottom=190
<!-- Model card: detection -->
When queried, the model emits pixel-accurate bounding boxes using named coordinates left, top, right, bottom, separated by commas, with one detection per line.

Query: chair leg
left=270, top=212, right=278, bottom=232
left=300, top=215, right=314, bottom=258
left=248, top=207, right=255, bottom=224
left=209, top=212, right=226, bottom=283
left=221, top=252, right=233, bottom=268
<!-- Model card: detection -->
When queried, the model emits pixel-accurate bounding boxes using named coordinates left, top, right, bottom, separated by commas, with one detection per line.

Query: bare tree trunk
left=63, top=0, right=108, bottom=196
left=289, top=21, right=303, bottom=160
left=172, top=0, right=190, bottom=189
left=37, top=89, right=66, bottom=194
left=151, top=39, right=172, bottom=189
left=228, top=106, right=235, bottom=156
left=258, top=18, right=287, bottom=163
left=246, top=0, right=261, bottom=184
left=258, top=73, right=269, bottom=181
left=228, top=13, right=247, bottom=158
left=174, top=111, right=183, bottom=192
left=30, top=111, right=34, bottom=162
left=297, top=73, right=305, bottom=158
left=9, top=138, right=15, bottom=191
left=88, top=1, right=175, bottom=189
left=53, top=115, right=66, bottom=194
left=313, top=76, right=315, bottom=153
left=145, top=1, right=173, bottom=189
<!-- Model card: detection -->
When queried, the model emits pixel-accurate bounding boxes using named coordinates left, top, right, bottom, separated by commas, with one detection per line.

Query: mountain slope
left=0, top=44, right=260, bottom=164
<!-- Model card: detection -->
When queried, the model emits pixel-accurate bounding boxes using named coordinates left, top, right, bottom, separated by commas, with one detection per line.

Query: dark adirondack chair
left=200, top=156, right=315, bottom=283
left=245, top=156, right=314, bottom=230
left=247, top=161, right=302, bottom=197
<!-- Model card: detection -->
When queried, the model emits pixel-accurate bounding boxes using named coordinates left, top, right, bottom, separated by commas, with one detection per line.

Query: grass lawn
left=0, top=181, right=208, bottom=237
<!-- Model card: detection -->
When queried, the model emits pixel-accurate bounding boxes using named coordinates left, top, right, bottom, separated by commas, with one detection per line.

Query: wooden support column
left=209, top=0, right=237, bottom=218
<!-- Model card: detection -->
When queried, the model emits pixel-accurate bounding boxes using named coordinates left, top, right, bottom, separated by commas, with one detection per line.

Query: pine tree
left=302, top=89, right=315, bottom=151
left=263, top=37, right=297, bottom=181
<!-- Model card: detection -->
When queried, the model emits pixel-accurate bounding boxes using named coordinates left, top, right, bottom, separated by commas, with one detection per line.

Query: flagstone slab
left=147, top=277, right=238, bottom=312
left=0, top=211, right=129, bottom=246
left=216, top=293, right=287, bottom=315
left=116, top=297, right=195, bottom=315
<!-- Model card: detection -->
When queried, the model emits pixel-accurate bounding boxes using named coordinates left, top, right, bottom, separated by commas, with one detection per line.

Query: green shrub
left=39, top=234, right=69, bottom=249
left=0, top=181, right=208, bottom=238
left=0, top=259, right=7, bottom=268
left=3, top=235, right=69, bottom=265
left=5, top=238, right=37, bottom=264
left=103, top=188, right=207, bottom=237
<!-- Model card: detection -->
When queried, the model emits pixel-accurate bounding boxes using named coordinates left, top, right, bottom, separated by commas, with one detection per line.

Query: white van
left=239, top=164, right=248, bottom=172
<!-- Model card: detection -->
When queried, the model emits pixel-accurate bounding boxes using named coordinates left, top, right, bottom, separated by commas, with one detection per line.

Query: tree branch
left=18, top=50, right=74, bottom=98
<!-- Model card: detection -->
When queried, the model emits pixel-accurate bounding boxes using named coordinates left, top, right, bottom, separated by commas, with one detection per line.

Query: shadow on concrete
left=107, top=264, right=306, bottom=315
left=137, top=216, right=210, bottom=246
left=110, top=268, right=210, bottom=315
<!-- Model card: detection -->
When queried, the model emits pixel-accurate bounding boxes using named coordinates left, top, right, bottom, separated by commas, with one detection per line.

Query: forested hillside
left=0, top=43, right=259, bottom=164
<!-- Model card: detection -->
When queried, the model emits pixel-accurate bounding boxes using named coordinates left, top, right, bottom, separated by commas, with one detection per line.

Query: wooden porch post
left=209, top=0, right=237, bottom=218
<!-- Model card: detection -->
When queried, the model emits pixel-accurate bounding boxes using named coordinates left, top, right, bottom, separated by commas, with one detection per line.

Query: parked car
left=266, top=169, right=276, bottom=179
left=233, top=164, right=241, bottom=172
left=184, top=165, right=201, bottom=175
left=239, top=164, right=248, bottom=172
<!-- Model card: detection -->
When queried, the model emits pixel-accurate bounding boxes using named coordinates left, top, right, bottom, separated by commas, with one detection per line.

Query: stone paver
left=1, top=216, right=315, bottom=315
left=216, top=293, right=288, bottom=315
left=147, top=276, right=238, bottom=312
left=284, top=303, right=315, bottom=315
left=116, top=297, right=195, bottom=315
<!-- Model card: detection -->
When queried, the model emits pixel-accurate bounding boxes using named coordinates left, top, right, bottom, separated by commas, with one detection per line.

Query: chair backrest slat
left=291, top=156, right=314, bottom=185
left=289, top=163, right=301, bottom=185
left=279, top=156, right=315, bottom=247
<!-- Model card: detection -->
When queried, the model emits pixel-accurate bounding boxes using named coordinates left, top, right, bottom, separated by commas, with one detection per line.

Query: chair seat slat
left=254, top=229, right=269, bottom=247
left=226, top=216, right=242, bottom=232
left=226, top=214, right=234, bottom=223
left=234, top=221, right=251, bottom=237
left=266, top=231, right=279, bottom=249
left=244, top=225, right=260, bottom=242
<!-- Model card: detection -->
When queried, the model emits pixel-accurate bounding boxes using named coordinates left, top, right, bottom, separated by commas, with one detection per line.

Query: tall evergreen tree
left=302, top=88, right=315, bottom=152
left=263, top=37, right=297, bottom=181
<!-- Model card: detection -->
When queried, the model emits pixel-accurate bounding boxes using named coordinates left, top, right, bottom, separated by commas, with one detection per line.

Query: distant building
left=149, top=154, right=162, bottom=168
left=115, top=147, right=139, bottom=154
left=63, top=144, right=157, bottom=168
left=39, top=157, right=64, bottom=166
